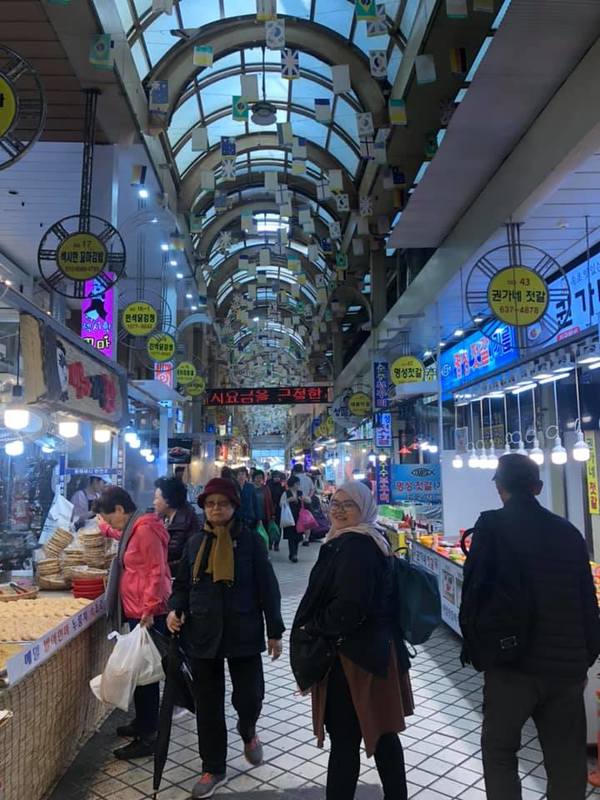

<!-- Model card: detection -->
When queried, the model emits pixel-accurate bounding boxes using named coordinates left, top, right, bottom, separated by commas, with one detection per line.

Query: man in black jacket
left=460, top=454, right=600, bottom=800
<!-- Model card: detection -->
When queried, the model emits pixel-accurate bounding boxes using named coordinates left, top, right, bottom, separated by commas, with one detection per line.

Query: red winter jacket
left=100, top=513, right=171, bottom=620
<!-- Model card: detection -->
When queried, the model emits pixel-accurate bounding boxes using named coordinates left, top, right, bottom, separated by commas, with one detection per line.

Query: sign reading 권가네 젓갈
left=206, top=386, right=331, bottom=406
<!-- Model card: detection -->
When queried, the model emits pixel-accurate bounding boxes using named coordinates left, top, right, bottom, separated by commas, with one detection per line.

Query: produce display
left=415, top=534, right=466, bottom=565
left=0, top=643, right=23, bottom=670
left=36, top=524, right=112, bottom=591
left=0, top=597, right=90, bottom=642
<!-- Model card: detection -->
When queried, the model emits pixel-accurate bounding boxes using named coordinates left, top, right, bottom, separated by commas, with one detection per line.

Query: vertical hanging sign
left=80, top=273, right=115, bottom=359
left=374, top=411, right=392, bottom=448
left=585, top=433, right=599, bottom=515
left=375, top=458, right=391, bottom=505
left=372, top=360, right=390, bottom=409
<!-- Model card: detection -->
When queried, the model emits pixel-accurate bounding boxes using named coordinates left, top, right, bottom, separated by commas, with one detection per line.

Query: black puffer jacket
left=464, top=495, right=600, bottom=680
left=169, top=520, right=285, bottom=659
left=167, top=504, right=202, bottom=570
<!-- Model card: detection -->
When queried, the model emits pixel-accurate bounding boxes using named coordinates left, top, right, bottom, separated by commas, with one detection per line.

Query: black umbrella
left=153, top=633, right=195, bottom=799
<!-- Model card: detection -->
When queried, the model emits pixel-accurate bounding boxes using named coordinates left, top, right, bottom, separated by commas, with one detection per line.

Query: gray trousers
left=482, top=669, right=587, bottom=800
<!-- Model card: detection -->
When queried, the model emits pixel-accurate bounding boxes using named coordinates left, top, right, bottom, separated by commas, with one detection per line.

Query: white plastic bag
left=280, top=493, right=295, bottom=529
left=90, top=625, right=165, bottom=711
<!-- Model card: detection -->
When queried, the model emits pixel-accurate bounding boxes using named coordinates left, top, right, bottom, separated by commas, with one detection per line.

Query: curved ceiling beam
left=181, top=133, right=353, bottom=211
left=217, top=283, right=317, bottom=322
left=208, top=246, right=321, bottom=297
left=147, top=17, right=386, bottom=119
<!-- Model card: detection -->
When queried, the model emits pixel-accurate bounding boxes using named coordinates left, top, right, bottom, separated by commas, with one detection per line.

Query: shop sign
left=390, top=464, right=441, bottom=505
left=390, top=356, right=424, bottom=385
left=186, top=376, right=206, bottom=397
left=0, top=74, right=17, bottom=138
left=80, top=273, right=114, bottom=359
left=56, top=232, right=107, bottom=282
left=372, top=360, right=390, bottom=409
left=122, top=301, right=158, bottom=337
left=154, top=361, right=174, bottom=389
left=347, top=391, right=372, bottom=418
left=488, top=267, right=549, bottom=327
left=544, top=251, right=600, bottom=346
left=375, top=458, right=391, bottom=505
left=586, top=433, right=600, bottom=516
left=21, top=313, right=127, bottom=426
left=176, top=361, right=197, bottom=385
left=440, top=326, right=518, bottom=398
left=5, top=597, right=105, bottom=686
left=374, top=411, right=392, bottom=448
left=206, top=386, right=331, bottom=406
left=147, top=332, right=176, bottom=362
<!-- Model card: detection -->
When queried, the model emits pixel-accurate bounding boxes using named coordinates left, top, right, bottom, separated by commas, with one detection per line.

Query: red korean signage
left=206, top=386, right=332, bottom=406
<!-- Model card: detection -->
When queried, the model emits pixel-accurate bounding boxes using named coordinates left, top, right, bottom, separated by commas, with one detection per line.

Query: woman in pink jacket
left=96, top=486, right=171, bottom=761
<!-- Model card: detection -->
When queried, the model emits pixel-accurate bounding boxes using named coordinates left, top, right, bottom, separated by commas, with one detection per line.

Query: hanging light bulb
left=145, top=453, right=156, bottom=463
left=129, top=436, right=141, bottom=449
left=124, top=431, right=138, bottom=445
left=572, top=430, right=591, bottom=462
left=551, top=436, right=568, bottom=465
left=529, top=437, right=544, bottom=466
left=4, top=407, right=30, bottom=431
left=368, top=450, right=377, bottom=464
left=58, top=420, right=79, bottom=439
left=5, top=439, right=24, bottom=456
left=486, top=444, right=499, bottom=470
left=452, top=452, right=464, bottom=469
left=428, top=441, right=439, bottom=454
left=516, top=438, right=526, bottom=456
left=378, top=453, right=388, bottom=462
left=93, top=427, right=112, bottom=444
left=468, top=447, right=479, bottom=469
left=140, top=447, right=152, bottom=457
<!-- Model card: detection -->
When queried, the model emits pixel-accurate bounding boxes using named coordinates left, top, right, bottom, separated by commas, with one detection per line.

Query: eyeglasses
left=204, top=501, right=233, bottom=510
left=330, top=500, right=359, bottom=512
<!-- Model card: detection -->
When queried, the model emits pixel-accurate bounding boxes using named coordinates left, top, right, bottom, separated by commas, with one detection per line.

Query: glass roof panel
left=175, top=139, right=196, bottom=175
left=200, top=75, right=243, bottom=116
left=335, top=97, right=358, bottom=142
left=328, top=131, right=359, bottom=175
left=133, top=0, right=151, bottom=15
left=278, top=0, right=312, bottom=20
left=313, top=0, right=354, bottom=39
left=263, top=73, right=290, bottom=102
left=115, top=0, right=134, bottom=32
left=144, top=14, right=177, bottom=66
left=289, top=111, right=328, bottom=149
left=130, top=39, right=150, bottom=79
left=292, top=77, right=330, bottom=106
left=388, top=48, right=402, bottom=84
left=244, top=47, right=282, bottom=65
left=223, top=0, right=256, bottom=15
left=179, top=0, right=221, bottom=28
left=169, top=96, right=199, bottom=146
left=400, top=0, right=420, bottom=38
left=206, top=115, right=245, bottom=147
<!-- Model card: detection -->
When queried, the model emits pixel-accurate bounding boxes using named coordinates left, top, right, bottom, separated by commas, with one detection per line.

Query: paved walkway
left=50, top=544, right=600, bottom=800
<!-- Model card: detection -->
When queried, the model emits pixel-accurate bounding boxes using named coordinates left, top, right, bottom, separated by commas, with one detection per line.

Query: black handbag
left=290, top=625, right=336, bottom=693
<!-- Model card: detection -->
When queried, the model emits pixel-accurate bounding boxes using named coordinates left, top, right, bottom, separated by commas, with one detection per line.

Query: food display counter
left=410, top=539, right=464, bottom=635
left=0, top=594, right=112, bottom=800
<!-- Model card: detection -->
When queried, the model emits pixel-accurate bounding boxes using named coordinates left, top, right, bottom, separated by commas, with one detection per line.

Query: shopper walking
left=266, top=471, right=285, bottom=524
left=460, top=454, right=600, bottom=800
left=96, top=486, right=171, bottom=760
left=291, top=481, right=413, bottom=800
left=166, top=478, right=284, bottom=799
left=154, top=476, right=202, bottom=574
left=281, top=475, right=303, bottom=563
left=235, top=466, right=259, bottom=530
left=253, top=469, right=277, bottom=551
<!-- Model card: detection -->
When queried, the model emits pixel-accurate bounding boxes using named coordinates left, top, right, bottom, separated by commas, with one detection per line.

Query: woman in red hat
left=167, top=477, right=284, bottom=800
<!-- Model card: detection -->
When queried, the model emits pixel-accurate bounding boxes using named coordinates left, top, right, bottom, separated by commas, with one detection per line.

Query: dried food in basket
left=37, top=558, right=61, bottom=576
left=0, top=584, right=39, bottom=602
left=37, top=575, right=71, bottom=591
left=44, top=528, right=74, bottom=557
left=69, top=566, right=107, bottom=581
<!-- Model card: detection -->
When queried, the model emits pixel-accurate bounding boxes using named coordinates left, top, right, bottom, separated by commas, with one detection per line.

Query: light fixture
left=160, top=243, right=169, bottom=252
left=352, top=469, right=366, bottom=480
left=428, top=442, right=439, bottom=454
left=423, top=349, right=432, bottom=358
left=452, top=453, right=464, bottom=469
left=529, top=438, right=544, bottom=466
left=138, top=188, right=149, bottom=199
left=4, top=439, right=24, bottom=456
left=185, top=292, right=193, bottom=299
left=129, top=437, right=141, bottom=449
left=511, top=383, right=537, bottom=394
left=58, top=420, right=79, bottom=439
left=439, top=341, right=445, bottom=348
left=573, top=430, right=591, bottom=462
left=468, top=447, right=480, bottom=469
left=124, top=431, right=138, bottom=445
left=176, top=272, right=184, bottom=279
left=537, top=373, right=570, bottom=384
left=251, top=47, right=278, bottom=125
left=169, top=259, right=177, bottom=266
left=4, top=406, right=30, bottom=431
left=41, top=442, right=55, bottom=454
left=474, top=315, right=484, bottom=323
left=486, top=444, right=499, bottom=471
left=454, top=328, right=464, bottom=337
left=145, top=453, right=156, bottom=463
left=253, top=316, right=260, bottom=322
left=191, top=305, right=198, bottom=311
left=368, top=450, right=377, bottom=464
left=378, top=453, right=388, bottom=462
left=140, top=447, right=152, bottom=457
left=588, top=361, right=600, bottom=371
left=93, top=426, right=112, bottom=444
left=551, top=436, right=568, bottom=465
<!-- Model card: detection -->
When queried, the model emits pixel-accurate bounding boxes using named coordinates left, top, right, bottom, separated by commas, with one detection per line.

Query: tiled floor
left=50, top=544, right=600, bottom=800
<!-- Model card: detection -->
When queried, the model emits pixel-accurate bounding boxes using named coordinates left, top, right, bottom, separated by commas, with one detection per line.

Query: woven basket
left=0, top=587, right=39, bottom=603
left=37, top=575, right=71, bottom=591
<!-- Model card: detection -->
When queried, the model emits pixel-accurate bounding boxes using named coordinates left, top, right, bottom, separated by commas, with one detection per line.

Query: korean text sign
left=390, top=464, right=441, bottom=505
left=206, top=386, right=331, bottom=406
left=440, top=326, right=518, bottom=398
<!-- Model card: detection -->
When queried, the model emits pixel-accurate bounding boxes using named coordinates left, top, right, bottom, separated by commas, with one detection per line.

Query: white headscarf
left=325, top=480, right=391, bottom=556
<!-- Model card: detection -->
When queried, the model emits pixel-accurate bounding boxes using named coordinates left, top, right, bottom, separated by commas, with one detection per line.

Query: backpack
left=459, top=521, right=532, bottom=672
left=392, top=556, right=441, bottom=645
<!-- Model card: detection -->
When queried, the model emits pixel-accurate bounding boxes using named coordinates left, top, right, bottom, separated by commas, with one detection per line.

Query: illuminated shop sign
left=440, top=326, right=518, bottom=398
left=542, top=251, right=600, bottom=347
left=206, top=386, right=331, bottom=406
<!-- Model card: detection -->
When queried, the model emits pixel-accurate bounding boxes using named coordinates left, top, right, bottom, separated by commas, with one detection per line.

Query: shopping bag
left=256, top=521, right=269, bottom=548
left=90, top=624, right=165, bottom=711
left=297, top=507, right=318, bottom=534
left=268, top=519, right=281, bottom=545
left=280, top=494, right=295, bottom=529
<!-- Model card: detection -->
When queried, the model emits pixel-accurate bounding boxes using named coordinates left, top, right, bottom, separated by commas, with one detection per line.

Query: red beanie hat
left=198, top=477, right=241, bottom=508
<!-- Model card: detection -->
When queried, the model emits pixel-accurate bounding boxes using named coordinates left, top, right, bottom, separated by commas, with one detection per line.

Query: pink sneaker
left=191, top=773, right=227, bottom=798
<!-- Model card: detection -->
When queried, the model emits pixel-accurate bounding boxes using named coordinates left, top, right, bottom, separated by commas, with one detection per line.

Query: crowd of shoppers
left=90, top=454, right=600, bottom=800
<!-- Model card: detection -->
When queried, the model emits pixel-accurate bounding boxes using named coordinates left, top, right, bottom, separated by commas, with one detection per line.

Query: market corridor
left=50, top=546, right=597, bottom=800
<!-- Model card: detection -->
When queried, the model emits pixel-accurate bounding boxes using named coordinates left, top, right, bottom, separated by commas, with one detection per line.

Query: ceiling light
left=176, top=272, right=184, bottom=279
left=170, top=259, right=177, bottom=266
left=578, top=355, right=600, bottom=365
left=428, top=442, right=438, bottom=454
left=129, top=436, right=141, bottom=449
left=93, top=427, right=112, bottom=444
left=588, top=361, right=600, bottom=371
left=452, top=453, right=464, bottom=469
left=161, top=243, right=169, bottom=252
left=551, top=436, right=568, bottom=465
left=378, top=453, right=388, bottom=462
left=538, top=373, right=570, bottom=384
left=511, top=383, right=537, bottom=395
left=41, top=443, right=55, bottom=454
left=253, top=316, right=260, bottom=322
left=58, top=420, right=79, bottom=439
left=138, top=188, right=149, bottom=199
left=251, top=100, right=277, bottom=126
left=145, top=453, right=156, bottom=463
left=191, top=305, right=198, bottom=311
left=5, top=439, right=24, bottom=456
left=124, top=431, right=138, bottom=445
left=368, top=450, right=377, bottom=464
left=4, top=407, right=30, bottom=431
left=474, top=316, right=484, bottom=323
left=186, top=292, right=193, bottom=299
left=454, top=328, right=464, bottom=337
left=529, top=437, right=544, bottom=466
left=486, top=445, right=499, bottom=470
left=423, top=350, right=432, bottom=358
left=140, top=447, right=152, bottom=457
left=439, top=341, right=445, bottom=348
left=468, top=447, right=479, bottom=469
left=572, top=431, right=591, bottom=462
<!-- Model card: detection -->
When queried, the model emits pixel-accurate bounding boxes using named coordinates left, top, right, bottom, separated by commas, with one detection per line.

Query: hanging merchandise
left=369, top=50, right=388, bottom=78
left=89, top=34, right=114, bottom=70
left=0, top=45, right=46, bottom=170
left=389, top=98, right=407, bottom=125
left=367, top=4, right=388, bottom=36
left=331, top=64, right=351, bottom=94
left=314, top=98, right=332, bottom=123
left=256, top=0, right=277, bottom=20
left=38, top=90, right=125, bottom=299
left=415, top=54, right=437, bottom=85
left=281, top=48, right=299, bottom=80
left=266, top=19, right=285, bottom=49
left=193, top=46, right=214, bottom=67
left=355, top=0, right=377, bottom=21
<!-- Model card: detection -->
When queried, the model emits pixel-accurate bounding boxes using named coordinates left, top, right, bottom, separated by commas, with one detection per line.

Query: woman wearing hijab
left=291, top=481, right=414, bottom=800
left=167, top=478, right=285, bottom=799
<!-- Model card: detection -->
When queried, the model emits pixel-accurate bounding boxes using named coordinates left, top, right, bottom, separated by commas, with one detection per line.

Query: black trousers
left=191, top=654, right=265, bottom=775
left=286, top=529, right=301, bottom=559
left=324, top=658, right=407, bottom=800
left=127, top=616, right=167, bottom=738
left=482, top=669, right=587, bottom=800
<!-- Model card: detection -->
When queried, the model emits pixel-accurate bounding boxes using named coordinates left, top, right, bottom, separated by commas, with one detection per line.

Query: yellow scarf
left=192, top=523, right=235, bottom=584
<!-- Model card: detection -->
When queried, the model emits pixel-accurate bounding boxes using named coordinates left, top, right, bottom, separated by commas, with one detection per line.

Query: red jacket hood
left=132, top=512, right=169, bottom=546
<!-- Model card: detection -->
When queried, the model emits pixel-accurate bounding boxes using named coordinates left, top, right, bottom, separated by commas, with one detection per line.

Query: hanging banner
left=372, top=360, right=390, bottom=409
left=176, top=361, right=197, bottom=385
left=375, top=458, right=392, bottom=505
left=147, top=332, right=176, bottom=363
left=374, top=411, right=392, bottom=449
left=440, top=327, right=518, bottom=398
left=185, top=376, right=206, bottom=397
left=80, top=273, right=114, bottom=359
left=21, top=313, right=127, bottom=426
left=585, top=434, right=599, bottom=516
left=390, top=464, right=442, bottom=505
left=390, top=355, right=425, bottom=385
left=154, top=361, right=174, bottom=388
left=122, top=301, right=158, bottom=337
left=348, top=391, right=372, bottom=418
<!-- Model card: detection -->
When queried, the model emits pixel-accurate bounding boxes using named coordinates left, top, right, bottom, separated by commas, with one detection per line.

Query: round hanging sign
left=147, top=332, right=176, bottom=363
left=185, top=376, right=206, bottom=397
left=56, top=232, right=107, bottom=282
left=325, top=415, right=335, bottom=435
left=176, top=361, right=197, bottom=385
left=0, top=75, right=17, bottom=138
left=122, top=302, right=158, bottom=337
left=348, top=391, right=372, bottom=418
left=487, top=266, right=549, bottom=327
left=391, top=356, right=425, bottom=385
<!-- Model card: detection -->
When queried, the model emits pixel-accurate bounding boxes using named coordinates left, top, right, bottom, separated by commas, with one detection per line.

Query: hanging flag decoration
left=331, top=64, right=351, bottom=94
left=383, top=167, right=406, bottom=189
left=317, top=180, right=331, bottom=201
left=355, top=0, right=377, bottom=21
left=170, top=233, right=185, bottom=251
left=360, top=139, right=375, bottom=160
left=221, top=136, right=237, bottom=156
left=232, top=96, right=249, bottom=122
left=357, top=216, right=370, bottom=235
left=265, top=171, right=279, bottom=191
left=374, top=140, right=387, bottom=164
left=314, top=98, right=332, bottom=123
left=130, top=165, right=147, bottom=186
left=424, top=130, right=438, bottom=158
left=329, top=221, right=342, bottom=240
left=152, top=0, right=173, bottom=11
left=89, top=35, right=114, bottom=70
left=241, top=74, right=259, bottom=102
left=200, top=170, right=215, bottom=190
left=367, top=4, right=388, bottom=36
left=449, top=47, right=468, bottom=74
left=149, top=80, right=168, bottom=110
left=259, top=248, right=271, bottom=266
left=292, top=136, right=307, bottom=159
left=359, top=195, right=373, bottom=217
left=336, top=253, right=349, bottom=270
left=474, top=0, right=494, bottom=10
left=292, top=158, right=306, bottom=175
left=266, top=19, right=285, bottom=49
left=446, top=0, right=468, bottom=18
left=281, top=48, right=299, bottom=80
left=277, top=121, right=293, bottom=145
left=389, top=98, right=407, bottom=125
left=302, top=217, right=315, bottom=234
left=288, top=255, right=301, bottom=272
left=321, top=238, right=333, bottom=254
left=415, top=54, right=436, bottom=84
left=215, top=193, right=228, bottom=214
left=257, top=0, right=277, bottom=21
left=308, top=244, right=319, bottom=261
left=221, top=157, right=236, bottom=179
left=328, top=169, right=343, bottom=193
left=335, top=194, right=350, bottom=212
left=356, top=111, right=375, bottom=137
left=190, top=211, right=204, bottom=233
left=369, top=50, right=388, bottom=78
left=191, top=127, right=208, bottom=151
left=193, top=45, right=214, bottom=67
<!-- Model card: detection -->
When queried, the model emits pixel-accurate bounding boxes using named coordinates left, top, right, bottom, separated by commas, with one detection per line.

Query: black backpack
left=392, top=557, right=441, bottom=646
left=459, top=520, right=532, bottom=672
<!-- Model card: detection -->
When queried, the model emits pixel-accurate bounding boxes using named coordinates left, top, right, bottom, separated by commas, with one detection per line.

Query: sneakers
left=113, top=737, right=155, bottom=760
left=116, top=721, right=138, bottom=738
left=302, top=540, right=310, bottom=547
left=191, top=773, right=227, bottom=798
left=244, top=736, right=264, bottom=766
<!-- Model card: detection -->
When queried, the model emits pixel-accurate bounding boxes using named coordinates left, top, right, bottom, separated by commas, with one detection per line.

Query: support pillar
left=370, top=250, right=387, bottom=326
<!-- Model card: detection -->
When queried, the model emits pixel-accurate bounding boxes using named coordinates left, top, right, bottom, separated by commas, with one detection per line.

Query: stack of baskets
left=37, top=531, right=75, bottom=590
left=44, top=529, right=73, bottom=558
left=80, top=530, right=112, bottom=569
left=61, top=549, right=86, bottom=580
left=70, top=567, right=108, bottom=600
